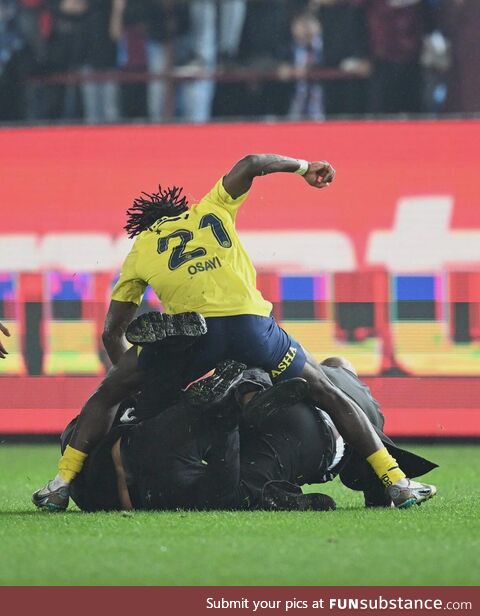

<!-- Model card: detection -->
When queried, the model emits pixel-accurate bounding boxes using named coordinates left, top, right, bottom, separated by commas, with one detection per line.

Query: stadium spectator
left=308, top=0, right=371, bottom=116
left=177, top=0, right=216, bottom=123
left=217, top=0, right=246, bottom=64
left=0, top=0, right=477, bottom=124
left=17, top=0, right=49, bottom=63
left=113, top=0, right=189, bottom=122
left=439, top=0, right=480, bottom=114
left=0, top=0, right=27, bottom=121
left=43, top=0, right=120, bottom=123
left=179, top=0, right=247, bottom=123
left=231, top=0, right=291, bottom=117
left=278, top=11, right=326, bottom=121
left=44, top=0, right=95, bottom=120
left=81, top=0, right=119, bottom=124
left=15, top=1, right=51, bottom=120
left=113, top=0, right=148, bottom=119
left=359, top=0, right=434, bottom=114
left=0, top=321, right=10, bottom=359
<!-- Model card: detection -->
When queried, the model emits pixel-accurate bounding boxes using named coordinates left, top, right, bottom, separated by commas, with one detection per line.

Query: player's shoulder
left=194, top=178, right=225, bottom=206
left=194, top=177, right=248, bottom=219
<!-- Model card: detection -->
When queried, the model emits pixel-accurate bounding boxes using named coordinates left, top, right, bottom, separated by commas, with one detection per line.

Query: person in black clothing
left=61, top=362, right=335, bottom=512
left=309, top=0, right=371, bottom=116
left=216, top=0, right=290, bottom=118
left=44, top=0, right=119, bottom=122
left=44, top=0, right=91, bottom=119
left=0, top=0, right=31, bottom=121
left=62, top=358, right=437, bottom=513
left=111, top=0, right=190, bottom=121
left=81, top=0, right=119, bottom=123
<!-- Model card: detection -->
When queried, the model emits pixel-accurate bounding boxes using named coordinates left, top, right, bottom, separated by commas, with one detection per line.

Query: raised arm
left=102, top=300, right=138, bottom=365
left=222, top=154, right=336, bottom=199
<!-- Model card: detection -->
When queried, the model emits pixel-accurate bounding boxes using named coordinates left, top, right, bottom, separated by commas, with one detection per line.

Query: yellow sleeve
left=197, top=178, right=250, bottom=222
left=111, top=243, right=147, bottom=305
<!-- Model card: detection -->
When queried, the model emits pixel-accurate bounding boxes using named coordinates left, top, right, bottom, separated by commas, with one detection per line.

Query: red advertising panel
left=1, top=120, right=480, bottom=435
left=2, top=120, right=480, bottom=260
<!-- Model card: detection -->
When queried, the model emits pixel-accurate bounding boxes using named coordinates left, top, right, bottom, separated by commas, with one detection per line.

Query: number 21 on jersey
left=157, top=213, right=232, bottom=271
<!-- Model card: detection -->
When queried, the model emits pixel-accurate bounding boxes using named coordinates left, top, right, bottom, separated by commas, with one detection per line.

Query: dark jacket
left=321, top=365, right=438, bottom=506
left=62, top=367, right=438, bottom=511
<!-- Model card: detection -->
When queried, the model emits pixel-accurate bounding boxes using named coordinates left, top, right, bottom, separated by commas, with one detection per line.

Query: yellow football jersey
left=111, top=178, right=272, bottom=318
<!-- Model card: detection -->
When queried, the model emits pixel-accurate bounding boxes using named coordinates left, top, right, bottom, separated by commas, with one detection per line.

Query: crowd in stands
left=0, top=0, right=478, bottom=125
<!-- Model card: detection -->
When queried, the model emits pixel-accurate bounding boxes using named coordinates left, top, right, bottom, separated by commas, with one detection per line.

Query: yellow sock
left=367, top=447, right=406, bottom=487
left=58, top=445, right=88, bottom=484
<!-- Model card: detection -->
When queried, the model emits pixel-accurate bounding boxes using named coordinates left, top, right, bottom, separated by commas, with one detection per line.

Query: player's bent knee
left=321, top=356, right=357, bottom=375
left=321, top=356, right=344, bottom=368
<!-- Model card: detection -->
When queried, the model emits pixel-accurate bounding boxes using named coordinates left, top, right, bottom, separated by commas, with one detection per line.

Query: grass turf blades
left=0, top=444, right=478, bottom=586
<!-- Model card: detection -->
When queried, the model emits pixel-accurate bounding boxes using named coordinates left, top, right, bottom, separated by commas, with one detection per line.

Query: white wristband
left=295, top=159, right=309, bottom=176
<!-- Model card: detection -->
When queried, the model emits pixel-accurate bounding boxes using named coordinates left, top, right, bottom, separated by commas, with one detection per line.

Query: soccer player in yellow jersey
left=33, top=154, right=436, bottom=511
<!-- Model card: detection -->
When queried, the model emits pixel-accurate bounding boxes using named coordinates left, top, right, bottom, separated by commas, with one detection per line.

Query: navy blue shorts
left=139, top=314, right=306, bottom=385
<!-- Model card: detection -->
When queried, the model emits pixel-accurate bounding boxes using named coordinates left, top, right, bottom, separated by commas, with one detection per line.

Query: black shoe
left=186, top=360, right=247, bottom=407
left=262, top=486, right=336, bottom=512
left=126, top=311, right=207, bottom=345
left=242, top=378, right=310, bottom=428
left=261, top=480, right=337, bottom=511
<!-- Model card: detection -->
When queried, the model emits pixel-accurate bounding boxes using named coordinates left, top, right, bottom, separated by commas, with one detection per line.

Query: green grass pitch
left=0, top=443, right=479, bottom=586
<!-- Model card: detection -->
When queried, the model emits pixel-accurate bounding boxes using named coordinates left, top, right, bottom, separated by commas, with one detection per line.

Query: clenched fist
left=304, top=161, right=336, bottom=189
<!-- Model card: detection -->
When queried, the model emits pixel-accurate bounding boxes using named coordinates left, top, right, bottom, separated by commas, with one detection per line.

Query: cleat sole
left=126, top=311, right=207, bottom=345
left=397, top=498, right=417, bottom=509
left=45, top=502, right=67, bottom=513
left=187, top=360, right=246, bottom=406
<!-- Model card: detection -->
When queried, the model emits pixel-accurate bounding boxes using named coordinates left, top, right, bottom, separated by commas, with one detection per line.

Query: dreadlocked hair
left=124, top=186, right=189, bottom=238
